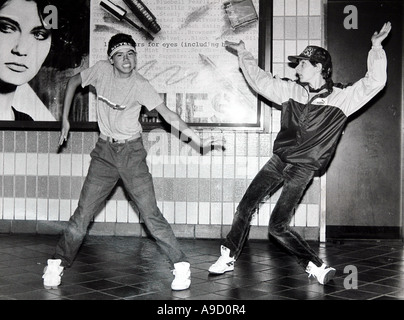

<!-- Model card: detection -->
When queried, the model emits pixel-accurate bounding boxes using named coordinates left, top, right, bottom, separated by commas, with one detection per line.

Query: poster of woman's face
left=0, top=0, right=89, bottom=126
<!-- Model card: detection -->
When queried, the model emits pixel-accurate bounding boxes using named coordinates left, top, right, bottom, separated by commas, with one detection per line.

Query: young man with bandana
left=208, top=22, right=391, bottom=285
left=42, top=33, right=221, bottom=291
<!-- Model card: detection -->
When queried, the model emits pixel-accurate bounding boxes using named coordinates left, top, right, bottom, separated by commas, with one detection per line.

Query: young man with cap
left=208, top=22, right=391, bottom=285
left=42, top=33, right=221, bottom=291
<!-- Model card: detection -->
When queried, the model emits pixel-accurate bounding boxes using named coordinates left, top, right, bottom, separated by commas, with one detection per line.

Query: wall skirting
left=0, top=220, right=320, bottom=241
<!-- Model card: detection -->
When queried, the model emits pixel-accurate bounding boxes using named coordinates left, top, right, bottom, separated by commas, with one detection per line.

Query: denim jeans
left=54, top=137, right=187, bottom=268
left=223, top=154, right=323, bottom=269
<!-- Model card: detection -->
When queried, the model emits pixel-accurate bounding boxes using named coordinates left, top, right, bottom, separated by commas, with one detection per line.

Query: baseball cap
left=288, top=45, right=331, bottom=66
left=107, top=33, right=137, bottom=58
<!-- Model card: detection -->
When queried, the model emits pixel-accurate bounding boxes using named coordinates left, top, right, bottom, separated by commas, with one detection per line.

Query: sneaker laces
left=213, top=254, right=233, bottom=268
left=306, top=263, right=319, bottom=279
left=43, top=265, right=63, bottom=279
left=306, top=266, right=315, bottom=279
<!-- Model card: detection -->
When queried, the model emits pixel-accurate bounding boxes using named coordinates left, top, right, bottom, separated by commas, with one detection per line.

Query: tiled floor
left=0, top=233, right=403, bottom=300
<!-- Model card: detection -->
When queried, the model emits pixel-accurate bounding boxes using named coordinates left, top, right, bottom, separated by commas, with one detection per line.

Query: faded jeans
left=54, top=137, right=187, bottom=268
left=223, top=154, right=324, bottom=269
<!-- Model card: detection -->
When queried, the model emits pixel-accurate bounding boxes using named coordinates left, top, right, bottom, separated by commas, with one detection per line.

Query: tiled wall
left=0, top=0, right=324, bottom=240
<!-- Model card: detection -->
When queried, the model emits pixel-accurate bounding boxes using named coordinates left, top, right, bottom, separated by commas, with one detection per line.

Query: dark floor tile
left=8, top=289, right=62, bottom=300
left=67, top=290, right=120, bottom=300
left=47, top=284, right=95, bottom=297
left=102, top=285, right=149, bottom=298
left=358, top=283, right=400, bottom=295
left=329, top=289, right=381, bottom=300
left=272, top=288, right=324, bottom=300
left=215, top=287, right=270, bottom=300
left=0, top=234, right=401, bottom=302
left=79, top=279, right=123, bottom=290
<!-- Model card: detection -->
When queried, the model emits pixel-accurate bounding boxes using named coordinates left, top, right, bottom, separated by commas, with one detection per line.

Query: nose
left=11, top=35, right=30, bottom=57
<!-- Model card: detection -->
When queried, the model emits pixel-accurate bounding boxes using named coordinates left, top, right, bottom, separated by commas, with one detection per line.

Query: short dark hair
left=107, top=33, right=137, bottom=57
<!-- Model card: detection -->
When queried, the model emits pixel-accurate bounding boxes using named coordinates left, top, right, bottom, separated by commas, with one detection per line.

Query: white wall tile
left=15, top=153, right=27, bottom=175
left=235, top=156, right=247, bottom=179
left=222, top=202, right=234, bottom=225
left=3, top=198, right=14, bottom=219
left=223, top=156, right=235, bottom=179
left=37, top=154, right=49, bottom=176
left=128, top=201, right=140, bottom=223
left=186, top=202, right=198, bottom=224
left=117, top=200, right=129, bottom=223
left=297, top=0, right=309, bottom=16
left=163, top=156, right=175, bottom=178
left=259, top=203, right=271, bottom=226
left=3, top=153, right=15, bottom=175
left=60, top=154, right=72, bottom=176
left=187, top=156, right=199, bottom=178
left=247, top=157, right=259, bottom=179
left=26, top=198, right=37, bottom=220
left=37, top=198, right=48, bottom=221
left=59, top=199, right=71, bottom=221
left=273, top=0, right=285, bottom=16
left=285, top=0, right=296, bottom=15
left=309, top=0, right=322, bottom=15
left=307, top=204, right=320, bottom=227
left=71, top=154, right=83, bottom=177
left=294, top=204, right=307, bottom=226
left=176, top=156, right=187, bottom=178
left=14, top=198, right=25, bottom=220
left=105, top=200, right=117, bottom=223
left=199, top=156, right=211, bottom=179
left=175, top=201, right=187, bottom=224
left=26, top=153, right=38, bottom=176
left=210, top=202, right=222, bottom=225
left=198, top=202, right=210, bottom=224
left=48, top=199, right=60, bottom=221
left=82, top=154, right=91, bottom=176
left=163, top=201, right=175, bottom=223
left=94, top=207, right=106, bottom=222
left=48, top=154, right=60, bottom=176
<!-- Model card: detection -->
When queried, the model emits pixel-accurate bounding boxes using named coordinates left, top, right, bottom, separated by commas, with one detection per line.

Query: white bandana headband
left=108, top=42, right=136, bottom=58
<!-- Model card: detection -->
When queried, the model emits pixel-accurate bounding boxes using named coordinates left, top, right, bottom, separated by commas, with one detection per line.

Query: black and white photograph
left=0, top=0, right=403, bottom=311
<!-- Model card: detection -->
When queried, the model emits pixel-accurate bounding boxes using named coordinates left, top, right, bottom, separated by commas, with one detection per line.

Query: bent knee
left=268, top=222, right=288, bottom=237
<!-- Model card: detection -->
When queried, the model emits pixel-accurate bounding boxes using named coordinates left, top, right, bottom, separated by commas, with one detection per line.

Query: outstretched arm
left=224, top=40, right=294, bottom=106
left=155, top=103, right=224, bottom=154
left=338, top=22, right=392, bottom=117
left=59, top=73, right=82, bottom=145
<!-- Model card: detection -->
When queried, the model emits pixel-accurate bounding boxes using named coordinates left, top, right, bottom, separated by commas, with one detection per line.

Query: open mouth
left=5, top=62, right=28, bottom=73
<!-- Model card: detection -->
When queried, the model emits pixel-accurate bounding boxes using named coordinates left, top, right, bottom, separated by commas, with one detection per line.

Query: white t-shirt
left=80, top=60, right=163, bottom=140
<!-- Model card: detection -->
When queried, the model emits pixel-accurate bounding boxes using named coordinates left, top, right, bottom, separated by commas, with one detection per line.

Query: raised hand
left=371, top=21, right=392, bottom=47
left=224, top=40, right=246, bottom=55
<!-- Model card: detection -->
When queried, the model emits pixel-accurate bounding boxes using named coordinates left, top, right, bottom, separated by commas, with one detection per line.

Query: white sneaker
left=171, top=262, right=191, bottom=291
left=42, top=259, right=64, bottom=289
left=306, top=261, right=336, bottom=285
left=208, top=245, right=235, bottom=275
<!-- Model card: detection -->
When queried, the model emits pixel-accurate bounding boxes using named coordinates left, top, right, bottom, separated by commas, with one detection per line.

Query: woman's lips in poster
left=5, top=62, right=28, bottom=72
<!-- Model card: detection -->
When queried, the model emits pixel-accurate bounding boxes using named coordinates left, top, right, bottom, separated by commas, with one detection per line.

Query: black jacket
left=238, top=47, right=387, bottom=172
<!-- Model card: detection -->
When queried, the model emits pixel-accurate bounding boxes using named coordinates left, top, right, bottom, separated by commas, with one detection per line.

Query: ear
left=316, top=63, right=323, bottom=73
left=108, top=57, right=114, bottom=65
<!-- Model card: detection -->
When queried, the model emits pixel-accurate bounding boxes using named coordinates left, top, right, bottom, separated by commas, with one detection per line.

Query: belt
left=99, top=133, right=141, bottom=144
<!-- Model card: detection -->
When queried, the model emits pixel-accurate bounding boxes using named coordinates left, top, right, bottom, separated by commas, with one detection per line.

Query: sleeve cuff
left=371, top=45, right=383, bottom=50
